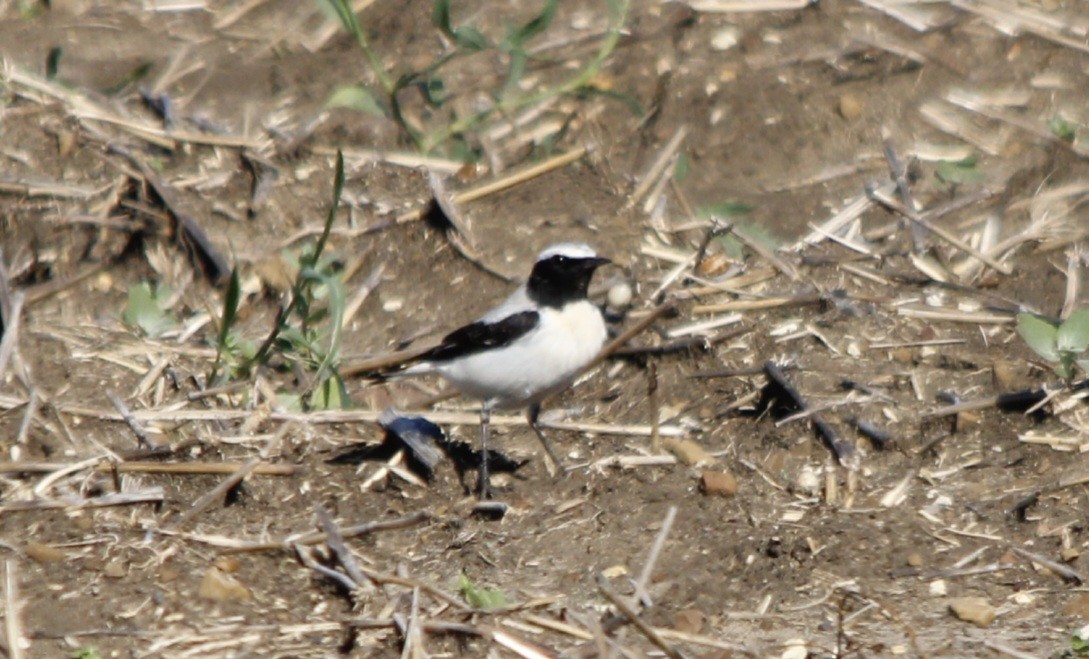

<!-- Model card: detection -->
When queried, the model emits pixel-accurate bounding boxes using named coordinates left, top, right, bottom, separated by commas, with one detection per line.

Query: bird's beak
left=586, top=256, right=611, bottom=269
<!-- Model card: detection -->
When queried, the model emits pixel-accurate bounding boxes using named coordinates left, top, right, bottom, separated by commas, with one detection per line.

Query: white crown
left=537, top=242, right=598, bottom=261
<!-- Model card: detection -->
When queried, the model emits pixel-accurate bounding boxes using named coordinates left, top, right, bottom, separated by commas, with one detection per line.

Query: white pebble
left=711, top=25, right=740, bottom=51
left=607, top=281, right=633, bottom=309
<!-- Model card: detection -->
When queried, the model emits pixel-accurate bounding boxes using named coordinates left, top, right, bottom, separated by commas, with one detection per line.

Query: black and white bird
left=402, top=242, right=610, bottom=497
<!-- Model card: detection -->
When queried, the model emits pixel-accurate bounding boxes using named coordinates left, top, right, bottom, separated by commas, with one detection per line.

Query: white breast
left=435, top=300, right=607, bottom=409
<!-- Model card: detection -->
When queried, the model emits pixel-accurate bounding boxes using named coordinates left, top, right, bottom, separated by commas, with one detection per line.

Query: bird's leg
left=527, top=403, right=563, bottom=477
left=477, top=406, right=492, bottom=499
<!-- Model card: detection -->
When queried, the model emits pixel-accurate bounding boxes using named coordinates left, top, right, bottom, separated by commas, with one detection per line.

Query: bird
left=400, top=242, right=611, bottom=498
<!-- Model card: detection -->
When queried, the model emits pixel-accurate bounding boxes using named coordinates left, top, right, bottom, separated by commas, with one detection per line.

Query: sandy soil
left=2, top=0, right=1089, bottom=657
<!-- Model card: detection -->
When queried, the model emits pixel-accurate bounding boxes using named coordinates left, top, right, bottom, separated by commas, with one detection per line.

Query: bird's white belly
left=436, top=302, right=606, bottom=409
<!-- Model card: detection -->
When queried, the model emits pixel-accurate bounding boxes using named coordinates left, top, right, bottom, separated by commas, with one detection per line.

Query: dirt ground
left=3, top=0, right=1089, bottom=657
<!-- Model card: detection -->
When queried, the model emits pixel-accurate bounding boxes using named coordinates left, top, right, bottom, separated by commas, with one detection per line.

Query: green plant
left=248, top=153, right=350, bottom=410
left=208, top=269, right=256, bottom=385
left=696, top=202, right=783, bottom=261
left=1049, top=115, right=1078, bottom=143
left=457, top=573, right=507, bottom=609
left=70, top=648, right=102, bottom=659
left=1055, top=627, right=1089, bottom=658
left=122, top=280, right=176, bottom=338
left=935, top=154, right=984, bottom=186
left=319, top=0, right=634, bottom=157
left=1016, top=309, right=1089, bottom=381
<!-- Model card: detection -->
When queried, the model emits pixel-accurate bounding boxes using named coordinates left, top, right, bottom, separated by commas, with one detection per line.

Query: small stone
left=74, top=515, right=94, bottom=532
left=607, top=282, right=633, bottom=309
left=948, top=596, right=996, bottom=627
left=214, top=556, right=241, bottom=573
left=601, top=564, right=628, bottom=579
left=992, top=360, right=1017, bottom=389
left=710, top=25, right=740, bottom=51
left=781, top=639, right=807, bottom=659
left=929, top=579, right=947, bottom=596
left=160, top=566, right=180, bottom=583
left=673, top=608, right=704, bottom=634
left=1063, top=593, right=1089, bottom=619
left=103, top=560, right=126, bottom=579
left=838, top=93, right=865, bottom=120
left=699, top=470, right=738, bottom=497
left=1062, top=547, right=1081, bottom=563
left=664, top=437, right=715, bottom=466
left=889, top=347, right=915, bottom=364
left=24, top=542, right=66, bottom=564
left=198, top=567, right=252, bottom=601
left=999, top=551, right=1018, bottom=566
left=955, top=410, right=981, bottom=432
left=906, top=552, right=924, bottom=567
left=697, top=253, right=732, bottom=277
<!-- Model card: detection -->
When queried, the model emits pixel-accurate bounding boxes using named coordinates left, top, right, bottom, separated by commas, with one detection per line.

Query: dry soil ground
left=3, top=0, right=1089, bottom=657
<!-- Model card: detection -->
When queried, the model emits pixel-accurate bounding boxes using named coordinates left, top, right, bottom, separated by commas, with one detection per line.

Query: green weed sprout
left=247, top=151, right=350, bottom=410
left=457, top=573, right=507, bottom=609
left=122, top=280, right=176, bottom=338
left=1016, top=309, right=1089, bottom=382
left=319, top=0, right=633, bottom=157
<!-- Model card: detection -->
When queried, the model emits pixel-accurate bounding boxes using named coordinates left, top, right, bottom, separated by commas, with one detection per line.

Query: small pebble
left=665, top=437, right=715, bottom=466
left=24, top=542, right=66, bottom=564
left=673, top=608, right=704, bottom=634
left=214, top=556, right=241, bottom=573
left=602, top=565, right=628, bottom=579
left=929, top=579, right=947, bottom=596
left=993, top=360, right=1017, bottom=389
left=906, top=552, right=924, bottom=568
left=838, top=93, right=865, bottom=120
left=607, top=281, right=633, bottom=309
left=711, top=25, right=740, bottom=51
left=103, top=561, right=126, bottom=579
left=1062, top=547, right=1081, bottom=563
left=198, top=567, right=252, bottom=601
left=948, top=596, right=996, bottom=627
left=699, top=470, right=738, bottom=497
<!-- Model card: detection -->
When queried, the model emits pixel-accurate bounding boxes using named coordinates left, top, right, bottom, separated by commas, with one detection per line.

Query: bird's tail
left=342, top=345, right=435, bottom=381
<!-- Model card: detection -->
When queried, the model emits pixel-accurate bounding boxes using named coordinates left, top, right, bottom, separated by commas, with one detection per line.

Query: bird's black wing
left=420, top=310, right=539, bottom=362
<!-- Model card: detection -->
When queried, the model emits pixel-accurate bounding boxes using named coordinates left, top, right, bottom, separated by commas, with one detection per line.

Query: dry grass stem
left=169, top=459, right=262, bottom=530
left=596, top=574, right=683, bottom=659
left=625, top=126, right=687, bottom=212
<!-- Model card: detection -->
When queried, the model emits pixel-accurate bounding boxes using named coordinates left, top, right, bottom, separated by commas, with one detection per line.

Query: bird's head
left=527, top=243, right=611, bottom=307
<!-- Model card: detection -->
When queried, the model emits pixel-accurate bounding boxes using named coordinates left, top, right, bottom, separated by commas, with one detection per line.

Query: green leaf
left=326, top=85, right=387, bottom=117
left=1049, top=116, right=1078, bottom=143
left=733, top=222, right=782, bottom=252
left=219, top=269, right=241, bottom=350
left=453, top=26, right=489, bottom=51
left=1058, top=309, right=1089, bottom=354
left=308, top=374, right=349, bottom=410
left=277, top=392, right=304, bottom=413
left=1016, top=312, right=1060, bottom=363
left=432, top=0, right=489, bottom=51
left=698, top=202, right=753, bottom=220
left=317, top=0, right=364, bottom=42
left=935, top=156, right=984, bottom=185
left=511, top=0, right=556, bottom=45
left=70, top=648, right=102, bottom=659
left=458, top=573, right=507, bottom=609
left=122, top=281, right=175, bottom=338
left=673, top=152, right=689, bottom=182
left=421, top=76, right=446, bottom=107
left=431, top=0, right=453, bottom=33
